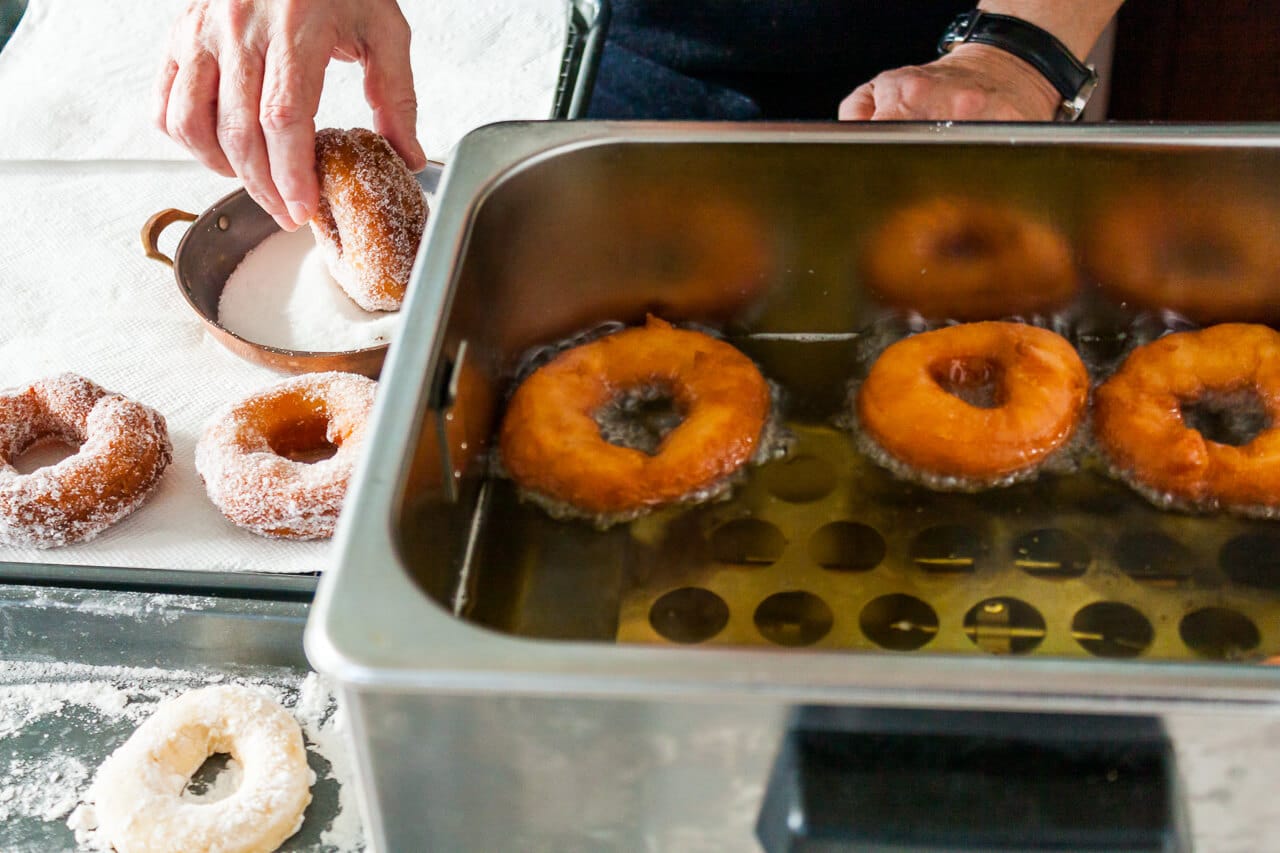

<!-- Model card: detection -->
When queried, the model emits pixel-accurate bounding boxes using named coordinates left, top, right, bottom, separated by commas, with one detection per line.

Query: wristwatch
left=937, top=10, right=1100, bottom=121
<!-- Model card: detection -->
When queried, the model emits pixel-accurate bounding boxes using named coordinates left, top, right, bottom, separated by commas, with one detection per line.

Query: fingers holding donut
left=157, top=0, right=427, bottom=232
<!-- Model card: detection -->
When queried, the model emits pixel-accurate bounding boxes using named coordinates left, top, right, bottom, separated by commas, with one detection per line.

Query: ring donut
left=309, top=127, right=428, bottom=312
left=1085, top=191, right=1280, bottom=323
left=862, top=197, right=1078, bottom=320
left=91, top=685, right=313, bottom=853
left=0, top=373, right=171, bottom=548
left=499, top=316, right=772, bottom=518
left=1094, top=323, right=1280, bottom=514
left=195, top=372, right=375, bottom=539
left=856, top=321, right=1089, bottom=487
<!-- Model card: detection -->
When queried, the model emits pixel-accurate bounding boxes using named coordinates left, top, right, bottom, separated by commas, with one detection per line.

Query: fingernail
left=408, top=142, right=428, bottom=172
left=274, top=214, right=299, bottom=233
left=287, top=202, right=310, bottom=226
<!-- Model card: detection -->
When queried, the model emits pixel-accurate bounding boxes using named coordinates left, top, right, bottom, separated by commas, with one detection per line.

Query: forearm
left=977, top=0, right=1125, bottom=60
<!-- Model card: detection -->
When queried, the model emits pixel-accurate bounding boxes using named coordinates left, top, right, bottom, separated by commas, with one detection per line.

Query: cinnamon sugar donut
left=195, top=372, right=375, bottom=539
left=863, top=197, right=1078, bottom=320
left=91, top=685, right=313, bottom=853
left=0, top=373, right=171, bottom=548
left=309, top=127, right=427, bottom=312
left=856, top=322, right=1089, bottom=487
left=499, top=317, right=772, bottom=519
left=1086, top=191, right=1280, bottom=323
left=1094, top=323, right=1280, bottom=514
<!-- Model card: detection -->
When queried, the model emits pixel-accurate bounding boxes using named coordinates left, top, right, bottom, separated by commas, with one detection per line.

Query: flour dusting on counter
left=218, top=228, right=401, bottom=352
left=0, top=660, right=363, bottom=851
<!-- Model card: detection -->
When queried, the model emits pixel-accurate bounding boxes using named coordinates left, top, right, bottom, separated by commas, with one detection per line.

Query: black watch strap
left=938, top=11, right=1099, bottom=120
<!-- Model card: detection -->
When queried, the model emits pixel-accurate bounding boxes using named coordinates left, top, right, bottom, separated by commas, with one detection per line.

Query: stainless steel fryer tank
left=307, top=123, right=1280, bottom=851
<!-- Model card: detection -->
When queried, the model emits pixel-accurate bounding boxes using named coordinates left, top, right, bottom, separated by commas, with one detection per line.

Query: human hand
left=156, top=0, right=427, bottom=231
left=838, top=43, right=1060, bottom=122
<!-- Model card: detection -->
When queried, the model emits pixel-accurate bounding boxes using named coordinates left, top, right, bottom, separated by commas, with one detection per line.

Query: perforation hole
left=1012, top=529, right=1091, bottom=579
left=963, top=598, right=1045, bottom=655
left=11, top=438, right=78, bottom=474
left=762, top=454, right=838, bottom=502
left=709, top=519, right=786, bottom=566
left=910, top=525, right=985, bottom=575
left=1115, top=531, right=1196, bottom=586
left=1179, top=608, right=1260, bottom=660
left=809, top=522, right=886, bottom=572
left=1220, top=533, right=1280, bottom=590
left=1072, top=602, right=1154, bottom=659
left=860, top=594, right=938, bottom=651
left=754, top=592, right=833, bottom=647
left=650, top=588, right=730, bottom=644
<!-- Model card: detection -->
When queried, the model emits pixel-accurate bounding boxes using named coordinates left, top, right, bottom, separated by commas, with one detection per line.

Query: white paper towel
left=0, top=1, right=569, bottom=572
left=0, top=0, right=567, bottom=161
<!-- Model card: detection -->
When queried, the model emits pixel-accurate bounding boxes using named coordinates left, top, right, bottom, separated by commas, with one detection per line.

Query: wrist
left=944, top=42, right=1061, bottom=118
left=976, top=1, right=1117, bottom=61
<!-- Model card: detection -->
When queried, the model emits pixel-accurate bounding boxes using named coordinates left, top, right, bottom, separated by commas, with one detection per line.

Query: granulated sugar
left=218, top=228, right=400, bottom=352
left=0, top=660, right=363, bottom=851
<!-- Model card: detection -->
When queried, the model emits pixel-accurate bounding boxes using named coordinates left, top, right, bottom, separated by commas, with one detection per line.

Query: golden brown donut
left=1085, top=191, right=1280, bottom=323
left=0, top=373, right=171, bottom=548
left=309, top=127, right=427, bottom=312
left=195, top=372, right=375, bottom=540
left=1094, top=323, right=1280, bottom=514
left=856, top=322, right=1088, bottom=486
left=862, top=197, right=1078, bottom=320
left=499, top=317, right=772, bottom=518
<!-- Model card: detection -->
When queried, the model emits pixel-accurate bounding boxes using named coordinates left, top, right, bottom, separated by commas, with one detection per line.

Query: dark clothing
left=589, top=1, right=974, bottom=119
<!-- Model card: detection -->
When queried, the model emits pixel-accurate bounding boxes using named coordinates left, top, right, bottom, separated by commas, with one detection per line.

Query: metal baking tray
left=308, top=123, right=1280, bottom=850
left=0, top=581, right=359, bottom=852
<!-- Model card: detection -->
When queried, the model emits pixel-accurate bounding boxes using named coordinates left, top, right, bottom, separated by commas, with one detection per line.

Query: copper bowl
left=140, top=164, right=442, bottom=378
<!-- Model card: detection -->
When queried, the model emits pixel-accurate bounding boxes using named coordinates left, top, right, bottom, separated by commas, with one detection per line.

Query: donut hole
left=266, top=415, right=339, bottom=463
left=928, top=356, right=1007, bottom=409
left=594, top=384, right=687, bottom=456
left=934, top=224, right=1000, bottom=260
left=11, top=436, right=79, bottom=474
left=181, top=752, right=242, bottom=804
left=1180, top=387, right=1270, bottom=447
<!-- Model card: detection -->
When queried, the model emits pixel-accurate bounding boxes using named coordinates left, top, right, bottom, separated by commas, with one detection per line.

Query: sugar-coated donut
left=1086, top=191, right=1280, bottom=323
left=499, top=316, right=772, bottom=518
left=0, top=373, right=171, bottom=548
left=856, top=322, right=1089, bottom=487
left=309, top=127, right=427, bottom=312
left=1094, top=323, right=1280, bottom=514
left=91, top=685, right=313, bottom=853
left=863, top=197, right=1078, bottom=320
left=195, top=372, right=376, bottom=540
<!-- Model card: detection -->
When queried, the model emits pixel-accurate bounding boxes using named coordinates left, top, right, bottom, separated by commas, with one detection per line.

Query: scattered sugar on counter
left=218, top=228, right=400, bottom=352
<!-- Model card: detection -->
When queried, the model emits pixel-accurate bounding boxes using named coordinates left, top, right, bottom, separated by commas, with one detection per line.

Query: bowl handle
left=140, top=208, right=198, bottom=267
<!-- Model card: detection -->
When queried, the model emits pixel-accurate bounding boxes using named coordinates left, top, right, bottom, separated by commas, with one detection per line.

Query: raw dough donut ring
left=91, top=685, right=313, bottom=853
left=0, top=373, right=171, bottom=548
left=309, top=127, right=427, bottom=312
left=856, top=321, right=1089, bottom=487
left=195, top=371, right=376, bottom=540
left=862, top=197, right=1078, bottom=320
left=1085, top=191, right=1280, bottom=323
left=499, top=316, right=772, bottom=518
left=1094, top=323, right=1280, bottom=514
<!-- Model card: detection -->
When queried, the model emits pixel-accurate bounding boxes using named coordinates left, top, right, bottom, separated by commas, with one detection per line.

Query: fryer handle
left=755, top=707, right=1189, bottom=852
left=140, top=208, right=198, bottom=267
